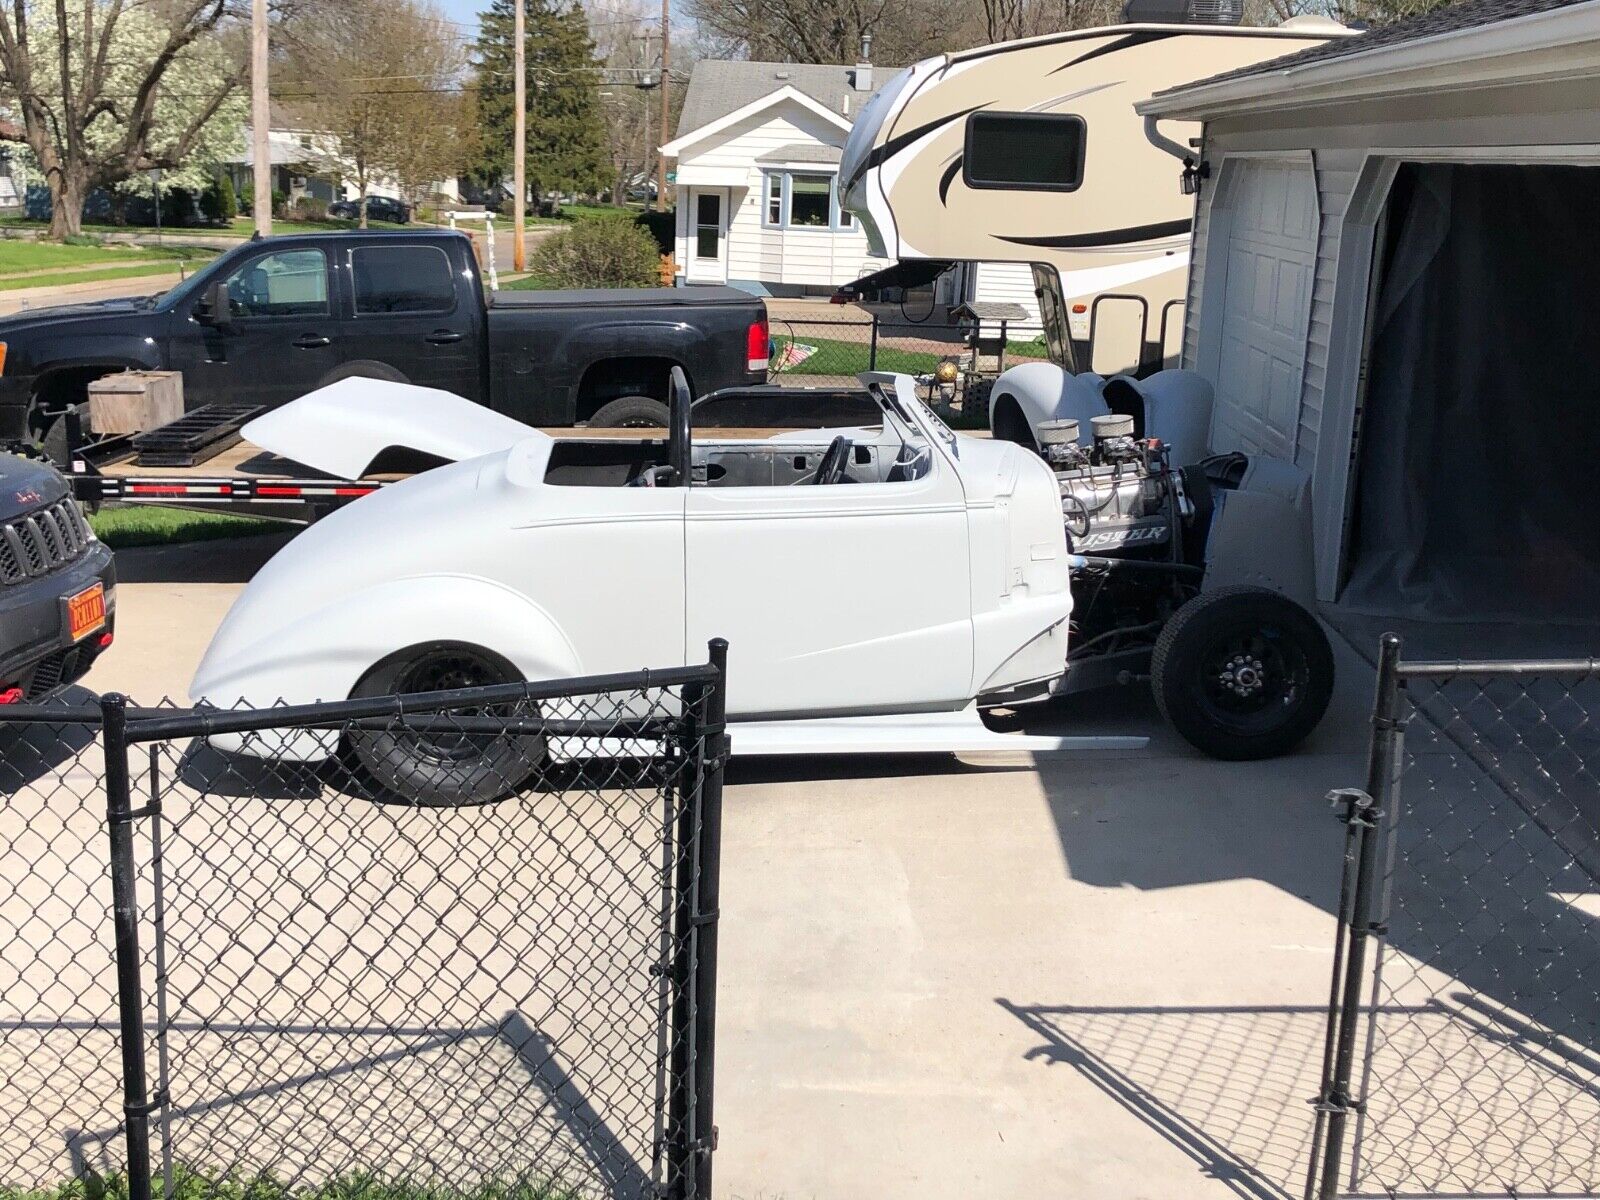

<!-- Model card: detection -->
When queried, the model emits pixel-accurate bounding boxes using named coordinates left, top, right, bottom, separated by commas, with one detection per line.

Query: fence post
left=868, top=316, right=880, bottom=372
left=691, top=638, right=728, bottom=1200
left=1310, top=633, right=1404, bottom=1200
left=102, top=693, right=155, bottom=1200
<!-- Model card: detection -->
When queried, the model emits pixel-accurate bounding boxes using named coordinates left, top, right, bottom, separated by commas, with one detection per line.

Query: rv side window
left=963, top=112, right=1086, bottom=192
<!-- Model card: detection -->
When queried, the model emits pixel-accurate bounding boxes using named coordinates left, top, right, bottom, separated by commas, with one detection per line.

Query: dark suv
left=0, top=453, right=115, bottom=702
left=328, top=196, right=410, bottom=223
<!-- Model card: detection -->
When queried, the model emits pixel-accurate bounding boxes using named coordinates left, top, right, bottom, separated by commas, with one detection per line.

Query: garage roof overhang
left=1136, top=0, right=1600, bottom=121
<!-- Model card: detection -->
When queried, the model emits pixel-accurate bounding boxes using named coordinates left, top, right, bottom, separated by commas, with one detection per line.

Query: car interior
left=543, top=370, right=936, bottom=489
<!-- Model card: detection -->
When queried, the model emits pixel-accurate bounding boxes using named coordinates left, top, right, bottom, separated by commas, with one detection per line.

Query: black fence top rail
left=1399, top=656, right=1600, bottom=680
left=0, top=662, right=720, bottom=737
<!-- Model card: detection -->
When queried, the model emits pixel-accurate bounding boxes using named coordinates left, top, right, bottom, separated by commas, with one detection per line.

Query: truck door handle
left=293, top=334, right=331, bottom=348
left=425, top=330, right=463, bottom=344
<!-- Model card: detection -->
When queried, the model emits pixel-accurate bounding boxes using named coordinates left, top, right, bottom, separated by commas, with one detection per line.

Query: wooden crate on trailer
left=88, top=370, right=184, bottom=434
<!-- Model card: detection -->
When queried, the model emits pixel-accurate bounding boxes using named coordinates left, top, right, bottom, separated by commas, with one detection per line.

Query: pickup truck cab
left=0, top=230, right=768, bottom=443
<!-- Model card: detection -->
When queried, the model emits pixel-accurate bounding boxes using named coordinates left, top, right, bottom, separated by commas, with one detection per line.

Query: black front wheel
left=1151, top=586, right=1334, bottom=761
left=348, top=643, right=545, bottom=805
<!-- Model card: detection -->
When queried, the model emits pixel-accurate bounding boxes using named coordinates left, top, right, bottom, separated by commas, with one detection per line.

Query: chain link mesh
left=1, top=666, right=721, bottom=1200
left=1332, top=661, right=1600, bottom=1198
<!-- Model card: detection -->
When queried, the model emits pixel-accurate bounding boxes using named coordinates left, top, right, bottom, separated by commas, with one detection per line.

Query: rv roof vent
left=1121, top=0, right=1243, bottom=24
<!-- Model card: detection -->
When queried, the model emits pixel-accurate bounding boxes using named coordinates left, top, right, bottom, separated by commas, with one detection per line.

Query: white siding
left=673, top=101, right=886, bottom=290
left=971, top=262, right=1043, bottom=333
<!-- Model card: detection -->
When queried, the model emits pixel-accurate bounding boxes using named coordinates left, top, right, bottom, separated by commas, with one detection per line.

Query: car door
left=340, top=241, right=481, bottom=400
left=683, top=442, right=972, bottom=717
left=165, top=245, right=340, bottom=410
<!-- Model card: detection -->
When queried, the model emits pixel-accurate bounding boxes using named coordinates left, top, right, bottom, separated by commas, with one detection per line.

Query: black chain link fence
left=1, top=644, right=727, bottom=1200
left=766, top=315, right=1051, bottom=402
left=1309, top=636, right=1600, bottom=1199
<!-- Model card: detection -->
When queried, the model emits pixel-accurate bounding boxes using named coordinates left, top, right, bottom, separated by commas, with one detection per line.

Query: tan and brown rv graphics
left=839, top=20, right=1346, bottom=328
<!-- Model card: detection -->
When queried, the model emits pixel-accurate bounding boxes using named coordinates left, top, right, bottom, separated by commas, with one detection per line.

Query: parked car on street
left=0, top=229, right=769, bottom=450
left=0, top=451, right=114, bottom=702
left=329, top=195, right=410, bottom=223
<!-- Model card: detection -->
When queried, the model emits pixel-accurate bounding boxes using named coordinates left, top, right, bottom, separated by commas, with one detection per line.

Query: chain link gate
left=1, top=642, right=727, bottom=1200
left=1308, top=635, right=1600, bottom=1199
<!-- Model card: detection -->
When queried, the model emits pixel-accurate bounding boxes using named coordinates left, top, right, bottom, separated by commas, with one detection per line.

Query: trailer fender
left=988, top=362, right=1109, bottom=449
left=242, top=376, right=535, bottom=478
left=192, top=575, right=583, bottom=760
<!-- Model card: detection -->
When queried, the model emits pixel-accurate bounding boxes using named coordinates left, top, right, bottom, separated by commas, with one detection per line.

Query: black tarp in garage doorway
left=1342, top=163, right=1600, bottom=625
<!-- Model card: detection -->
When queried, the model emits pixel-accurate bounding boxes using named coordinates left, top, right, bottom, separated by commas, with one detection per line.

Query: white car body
left=192, top=375, right=1146, bottom=757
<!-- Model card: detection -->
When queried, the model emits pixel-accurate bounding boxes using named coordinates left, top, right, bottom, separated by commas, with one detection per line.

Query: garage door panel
left=1209, top=159, right=1318, bottom=461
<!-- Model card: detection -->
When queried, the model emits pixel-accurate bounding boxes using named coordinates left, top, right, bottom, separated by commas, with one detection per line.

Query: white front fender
left=989, top=363, right=1109, bottom=446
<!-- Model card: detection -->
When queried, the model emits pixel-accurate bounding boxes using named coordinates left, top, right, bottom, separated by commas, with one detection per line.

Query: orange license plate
left=66, top=583, right=106, bottom=642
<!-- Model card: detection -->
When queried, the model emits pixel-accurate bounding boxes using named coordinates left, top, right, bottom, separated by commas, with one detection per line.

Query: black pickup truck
left=0, top=229, right=769, bottom=444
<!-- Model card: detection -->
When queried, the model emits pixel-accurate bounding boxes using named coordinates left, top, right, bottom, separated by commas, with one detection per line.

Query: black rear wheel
left=587, top=395, right=669, bottom=428
left=348, top=643, right=545, bottom=805
left=1151, top=586, right=1334, bottom=760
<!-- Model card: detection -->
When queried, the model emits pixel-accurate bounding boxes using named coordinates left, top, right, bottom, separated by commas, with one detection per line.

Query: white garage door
left=1209, top=159, right=1318, bottom=461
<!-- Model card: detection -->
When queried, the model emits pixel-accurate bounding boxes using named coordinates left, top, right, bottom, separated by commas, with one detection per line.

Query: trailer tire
left=587, top=395, right=669, bottom=428
left=348, top=642, right=545, bottom=805
left=319, top=360, right=410, bottom=387
left=1151, top=585, right=1333, bottom=761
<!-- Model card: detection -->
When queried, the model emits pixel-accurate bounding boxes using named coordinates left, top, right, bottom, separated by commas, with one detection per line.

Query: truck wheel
left=348, top=643, right=545, bottom=805
left=587, top=396, right=669, bottom=428
left=1150, top=586, right=1334, bottom=761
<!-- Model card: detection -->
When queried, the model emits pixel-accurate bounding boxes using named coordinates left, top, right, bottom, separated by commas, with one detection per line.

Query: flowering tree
left=0, top=0, right=248, bottom=237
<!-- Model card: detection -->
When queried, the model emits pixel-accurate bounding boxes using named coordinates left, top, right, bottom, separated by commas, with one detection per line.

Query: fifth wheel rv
left=837, top=9, right=1349, bottom=376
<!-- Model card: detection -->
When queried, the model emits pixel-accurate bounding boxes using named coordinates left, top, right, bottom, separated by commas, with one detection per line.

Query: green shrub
left=201, top=176, right=236, bottom=224
left=531, top=216, right=659, bottom=289
left=635, top=208, right=674, bottom=256
left=62, top=233, right=103, bottom=247
left=294, top=197, right=330, bottom=222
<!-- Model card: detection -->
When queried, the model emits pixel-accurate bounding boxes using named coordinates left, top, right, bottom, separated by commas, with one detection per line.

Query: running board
left=727, top=708, right=1147, bottom=756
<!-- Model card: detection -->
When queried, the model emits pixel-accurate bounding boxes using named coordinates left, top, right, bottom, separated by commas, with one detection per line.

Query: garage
left=1139, top=0, right=1600, bottom=643
left=1342, top=162, right=1600, bottom=623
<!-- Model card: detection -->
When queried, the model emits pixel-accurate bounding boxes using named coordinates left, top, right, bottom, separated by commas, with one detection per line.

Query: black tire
left=318, top=360, right=409, bottom=387
left=1151, top=585, right=1334, bottom=761
left=348, top=643, right=545, bottom=805
left=587, top=395, right=669, bottom=428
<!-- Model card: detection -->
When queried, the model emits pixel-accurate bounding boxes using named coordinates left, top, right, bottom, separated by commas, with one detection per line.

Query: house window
left=766, top=173, right=783, bottom=225
left=963, top=112, right=1086, bottom=192
left=761, top=170, right=850, bottom=230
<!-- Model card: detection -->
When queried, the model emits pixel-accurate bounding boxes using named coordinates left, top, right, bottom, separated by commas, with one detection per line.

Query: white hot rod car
left=192, top=369, right=1331, bottom=799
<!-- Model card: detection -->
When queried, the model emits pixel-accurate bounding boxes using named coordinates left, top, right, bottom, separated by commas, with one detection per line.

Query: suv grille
left=0, top=499, right=93, bottom=585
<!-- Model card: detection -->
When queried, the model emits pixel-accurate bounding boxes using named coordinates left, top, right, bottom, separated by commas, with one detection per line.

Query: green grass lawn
left=89, top=505, right=285, bottom=549
left=0, top=240, right=208, bottom=272
left=0, top=215, right=417, bottom=239
left=771, top=333, right=1052, bottom=377
left=771, top=334, right=942, bottom=377
left=498, top=273, right=559, bottom=291
left=3, top=1166, right=583, bottom=1200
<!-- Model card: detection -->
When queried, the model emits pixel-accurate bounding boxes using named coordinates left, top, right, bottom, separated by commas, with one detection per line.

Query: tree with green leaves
left=468, top=0, right=614, bottom=206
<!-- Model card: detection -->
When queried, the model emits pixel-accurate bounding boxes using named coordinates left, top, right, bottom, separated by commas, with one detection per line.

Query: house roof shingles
left=675, top=60, right=876, bottom=137
left=1158, top=0, right=1597, bottom=96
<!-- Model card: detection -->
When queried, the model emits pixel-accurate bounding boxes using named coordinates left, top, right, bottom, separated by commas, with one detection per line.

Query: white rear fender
left=989, top=363, right=1109, bottom=447
left=192, top=576, right=583, bottom=759
left=243, top=377, right=536, bottom=478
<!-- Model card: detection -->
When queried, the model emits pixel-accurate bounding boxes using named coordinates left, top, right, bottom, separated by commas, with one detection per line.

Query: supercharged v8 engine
left=1041, top=413, right=1218, bottom=564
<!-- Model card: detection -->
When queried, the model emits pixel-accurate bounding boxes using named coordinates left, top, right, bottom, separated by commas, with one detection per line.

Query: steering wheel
left=809, top=435, right=852, bottom=485
left=667, top=366, right=692, bottom=485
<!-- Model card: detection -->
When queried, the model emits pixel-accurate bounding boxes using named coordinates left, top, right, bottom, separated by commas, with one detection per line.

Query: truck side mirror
left=198, top=280, right=233, bottom=329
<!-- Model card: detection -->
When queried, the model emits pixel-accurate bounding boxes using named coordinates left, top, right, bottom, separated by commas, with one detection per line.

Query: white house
left=1137, top=0, right=1600, bottom=636
left=661, top=57, right=1042, bottom=324
left=660, top=60, right=887, bottom=295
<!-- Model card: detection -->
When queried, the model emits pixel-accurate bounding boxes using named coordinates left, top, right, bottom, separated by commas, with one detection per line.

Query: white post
left=484, top=213, right=498, bottom=291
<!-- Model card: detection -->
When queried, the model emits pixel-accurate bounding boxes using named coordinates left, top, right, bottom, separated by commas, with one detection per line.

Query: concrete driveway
left=37, top=534, right=1377, bottom=1200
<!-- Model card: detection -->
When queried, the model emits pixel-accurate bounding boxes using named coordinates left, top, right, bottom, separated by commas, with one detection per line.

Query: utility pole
left=513, top=0, right=527, bottom=272
left=251, top=0, right=271, bottom=236
left=655, top=0, right=669, bottom=212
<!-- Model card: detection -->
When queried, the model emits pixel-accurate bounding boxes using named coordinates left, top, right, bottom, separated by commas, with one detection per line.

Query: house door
left=686, top=190, right=728, bottom=284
